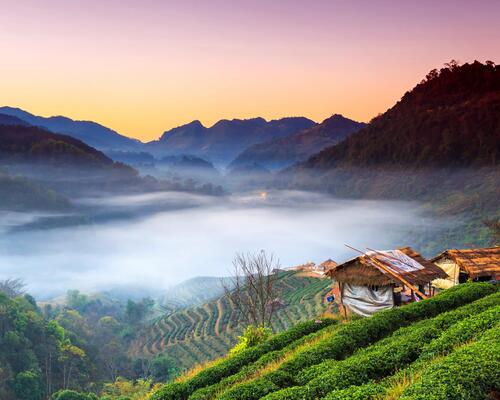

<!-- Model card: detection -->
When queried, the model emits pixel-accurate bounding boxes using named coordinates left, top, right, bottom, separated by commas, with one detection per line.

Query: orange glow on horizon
left=1, top=0, right=499, bottom=141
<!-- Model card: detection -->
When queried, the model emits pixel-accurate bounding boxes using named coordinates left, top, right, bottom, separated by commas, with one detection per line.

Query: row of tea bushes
left=152, top=318, right=335, bottom=400
left=216, top=283, right=496, bottom=400
left=262, top=293, right=500, bottom=399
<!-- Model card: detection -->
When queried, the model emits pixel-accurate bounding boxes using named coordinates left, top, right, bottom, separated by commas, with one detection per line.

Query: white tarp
left=367, top=249, right=424, bottom=274
left=341, top=283, right=394, bottom=317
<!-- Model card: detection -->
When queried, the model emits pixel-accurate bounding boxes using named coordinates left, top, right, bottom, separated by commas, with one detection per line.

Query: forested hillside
left=301, top=61, right=499, bottom=169
left=0, top=287, right=175, bottom=400
left=130, top=272, right=333, bottom=370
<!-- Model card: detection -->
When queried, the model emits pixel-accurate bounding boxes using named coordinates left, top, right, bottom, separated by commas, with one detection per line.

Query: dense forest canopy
left=0, top=286, right=177, bottom=400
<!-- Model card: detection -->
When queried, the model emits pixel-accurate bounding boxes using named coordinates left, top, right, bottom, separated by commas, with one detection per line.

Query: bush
left=190, top=323, right=340, bottom=400
left=51, top=390, right=97, bottom=400
left=229, top=325, right=273, bottom=356
left=219, top=283, right=496, bottom=400
left=420, top=304, right=500, bottom=359
left=400, top=326, right=500, bottom=399
left=323, top=383, right=386, bottom=400
left=151, top=318, right=335, bottom=400
left=285, top=292, right=500, bottom=398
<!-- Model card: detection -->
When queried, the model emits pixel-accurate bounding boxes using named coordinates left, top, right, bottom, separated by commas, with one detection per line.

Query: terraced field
left=151, top=282, right=500, bottom=400
left=130, top=272, right=333, bottom=369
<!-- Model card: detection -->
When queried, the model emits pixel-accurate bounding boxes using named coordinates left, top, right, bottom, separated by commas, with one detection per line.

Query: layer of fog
left=0, top=190, right=445, bottom=299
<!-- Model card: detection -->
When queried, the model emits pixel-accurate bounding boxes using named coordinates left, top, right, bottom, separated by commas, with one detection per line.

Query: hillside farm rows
left=130, top=272, right=333, bottom=369
left=151, top=283, right=500, bottom=400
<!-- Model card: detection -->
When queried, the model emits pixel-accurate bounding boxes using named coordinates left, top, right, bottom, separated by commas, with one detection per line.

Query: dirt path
left=214, top=299, right=224, bottom=336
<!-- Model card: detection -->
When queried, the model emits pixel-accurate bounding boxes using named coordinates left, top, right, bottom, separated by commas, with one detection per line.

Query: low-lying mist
left=0, top=190, right=445, bottom=299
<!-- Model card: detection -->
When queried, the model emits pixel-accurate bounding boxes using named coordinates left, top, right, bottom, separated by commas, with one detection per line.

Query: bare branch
left=222, top=251, right=282, bottom=328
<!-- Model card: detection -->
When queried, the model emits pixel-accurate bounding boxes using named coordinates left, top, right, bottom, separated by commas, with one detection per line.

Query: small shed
left=431, top=247, right=500, bottom=289
left=313, top=259, right=338, bottom=276
left=326, top=247, right=447, bottom=317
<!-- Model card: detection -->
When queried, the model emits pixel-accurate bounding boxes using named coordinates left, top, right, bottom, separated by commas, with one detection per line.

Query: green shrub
left=286, top=292, right=500, bottom=398
left=151, top=318, right=335, bottom=400
left=323, top=383, right=386, bottom=400
left=51, top=390, right=96, bottom=400
left=229, top=325, right=273, bottom=356
left=219, top=283, right=496, bottom=400
left=420, top=304, right=500, bottom=360
left=189, top=323, right=340, bottom=400
left=400, top=326, right=500, bottom=399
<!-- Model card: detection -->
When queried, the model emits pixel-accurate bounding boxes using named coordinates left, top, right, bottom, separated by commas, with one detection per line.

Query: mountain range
left=0, top=106, right=140, bottom=151
left=145, top=117, right=317, bottom=164
left=229, top=114, right=365, bottom=170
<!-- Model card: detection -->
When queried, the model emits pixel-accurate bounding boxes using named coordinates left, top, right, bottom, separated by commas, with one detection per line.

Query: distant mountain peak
left=0, top=106, right=140, bottom=150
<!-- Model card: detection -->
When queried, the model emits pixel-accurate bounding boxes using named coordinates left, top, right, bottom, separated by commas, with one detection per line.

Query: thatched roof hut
left=326, top=247, right=446, bottom=317
left=313, top=259, right=338, bottom=275
left=326, top=246, right=447, bottom=286
left=431, top=247, right=500, bottom=288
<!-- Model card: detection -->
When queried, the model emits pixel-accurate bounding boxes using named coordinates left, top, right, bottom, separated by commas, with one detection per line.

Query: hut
left=313, top=259, right=338, bottom=276
left=431, top=247, right=500, bottom=289
left=326, top=246, right=447, bottom=317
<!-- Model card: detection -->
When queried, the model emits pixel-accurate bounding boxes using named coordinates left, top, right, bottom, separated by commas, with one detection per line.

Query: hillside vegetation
left=151, top=282, right=499, bottom=400
left=130, top=272, right=333, bottom=370
left=302, top=61, right=499, bottom=169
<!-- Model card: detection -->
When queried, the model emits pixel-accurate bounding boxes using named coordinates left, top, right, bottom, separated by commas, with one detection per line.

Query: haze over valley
left=0, top=2, right=499, bottom=398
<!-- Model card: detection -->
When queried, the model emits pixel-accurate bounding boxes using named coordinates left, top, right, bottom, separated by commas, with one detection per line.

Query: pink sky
left=1, top=0, right=499, bottom=141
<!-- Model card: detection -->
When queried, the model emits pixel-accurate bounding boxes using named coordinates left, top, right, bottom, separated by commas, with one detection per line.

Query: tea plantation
left=131, top=272, right=333, bottom=370
left=151, top=282, right=499, bottom=400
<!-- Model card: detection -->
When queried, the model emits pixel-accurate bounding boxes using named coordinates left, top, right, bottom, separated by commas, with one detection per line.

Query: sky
left=1, top=0, right=499, bottom=141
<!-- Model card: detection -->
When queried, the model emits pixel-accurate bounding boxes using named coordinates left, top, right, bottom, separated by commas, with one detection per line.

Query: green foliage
left=151, top=318, right=335, bottom=400
left=12, top=370, right=43, bottom=400
left=229, top=325, right=273, bottom=356
left=151, top=355, right=178, bottom=382
left=215, top=283, right=496, bottom=400
left=52, top=389, right=97, bottom=400
left=278, top=292, right=500, bottom=399
left=400, top=326, right=500, bottom=399
left=133, top=272, right=332, bottom=371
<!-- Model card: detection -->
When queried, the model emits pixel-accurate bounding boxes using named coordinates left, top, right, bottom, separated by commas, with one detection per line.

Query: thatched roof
left=432, top=247, right=500, bottom=279
left=327, top=246, right=447, bottom=286
left=317, top=259, right=337, bottom=271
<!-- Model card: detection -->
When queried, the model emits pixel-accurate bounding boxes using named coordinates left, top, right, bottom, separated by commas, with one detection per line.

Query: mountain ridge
left=146, top=116, right=317, bottom=164
left=229, top=114, right=365, bottom=170
left=0, top=106, right=140, bottom=151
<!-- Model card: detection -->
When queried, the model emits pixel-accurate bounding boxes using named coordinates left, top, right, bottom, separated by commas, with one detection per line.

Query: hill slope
left=230, top=114, right=365, bottom=170
left=130, top=272, right=333, bottom=369
left=151, top=283, right=499, bottom=400
left=301, top=61, right=499, bottom=170
left=0, top=106, right=140, bottom=151
left=146, top=117, right=316, bottom=165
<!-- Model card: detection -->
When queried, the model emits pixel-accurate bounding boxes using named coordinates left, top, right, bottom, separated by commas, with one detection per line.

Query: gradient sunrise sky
left=1, top=0, right=499, bottom=141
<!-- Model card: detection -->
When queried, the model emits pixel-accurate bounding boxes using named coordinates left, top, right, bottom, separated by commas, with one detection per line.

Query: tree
left=222, top=251, right=282, bottom=328
left=0, top=278, right=26, bottom=298
left=12, top=370, right=43, bottom=400
left=150, top=354, right=178, bottom=382
left=484, top=218, right=500, bottom=245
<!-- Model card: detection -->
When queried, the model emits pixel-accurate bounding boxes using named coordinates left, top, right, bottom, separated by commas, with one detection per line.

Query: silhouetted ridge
left=302, top=61, right=500, bottom=169
left=229, top=114, right=365, bottom=170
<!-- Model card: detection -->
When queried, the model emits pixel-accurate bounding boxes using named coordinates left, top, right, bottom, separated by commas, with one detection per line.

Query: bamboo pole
left=345, top=244, right=428, bottom=299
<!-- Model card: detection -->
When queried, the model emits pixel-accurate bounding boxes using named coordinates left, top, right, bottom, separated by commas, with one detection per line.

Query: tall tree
left=223, top=251, right=282, bottom=328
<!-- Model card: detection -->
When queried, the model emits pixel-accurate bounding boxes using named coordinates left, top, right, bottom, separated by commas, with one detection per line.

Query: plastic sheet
left=342, top=283, right=394, bottom=317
